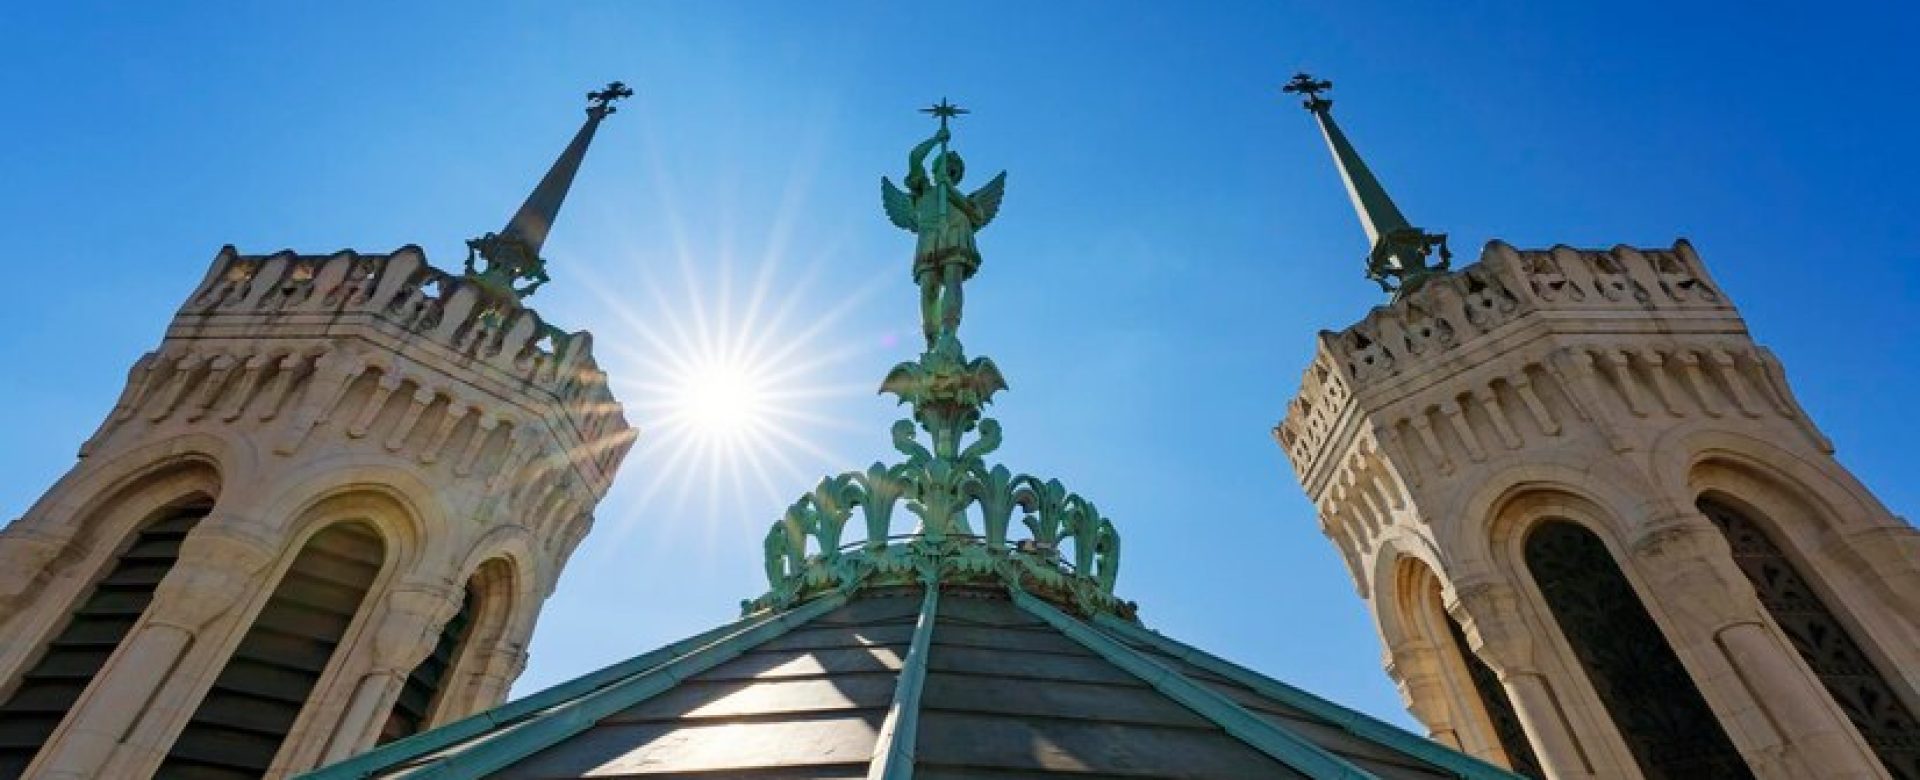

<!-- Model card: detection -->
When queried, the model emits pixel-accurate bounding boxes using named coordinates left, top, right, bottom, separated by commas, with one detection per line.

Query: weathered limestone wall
left=1276, top=240, right=1920, bottom=779
left=0, top=246, right=634, bottom=778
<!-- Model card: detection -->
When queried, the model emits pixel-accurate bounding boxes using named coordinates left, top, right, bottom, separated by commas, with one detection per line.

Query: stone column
left=1630, top=511, right=1882, bottom=779
left=459, top=644, right=530, bottom=717
left=316, top=582, right=464, bottom=765
left=1384, top=639, right=1466, bottom=751
left=31, top=520, right=277, bottom=780
left=1450, top=579, right=1596, bottom=780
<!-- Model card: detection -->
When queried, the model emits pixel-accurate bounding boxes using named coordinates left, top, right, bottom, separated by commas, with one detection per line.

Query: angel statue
left=882, top=103, right=1006, bottom=352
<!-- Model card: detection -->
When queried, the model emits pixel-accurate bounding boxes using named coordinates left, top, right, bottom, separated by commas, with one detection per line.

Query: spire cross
left=464, top=80, right=628, bottom=303
left=1283, top=73, right=1333, bottom=112
left=1282, top=71, right=1450, bottom=299
left=587, top=81, right=634, bottom=115
left=919, top=97, right=969, bottom=131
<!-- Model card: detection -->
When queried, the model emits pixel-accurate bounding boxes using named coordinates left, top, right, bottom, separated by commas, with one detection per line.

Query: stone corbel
left=147, top=351, right=205, bottom=422
left=1446, top=577, right=1537, bottom=678
left=346, top=371, right=406, bottom=439
left=1705, top=349, right=1763, bottom=418
left=1471, top=386, right=1523, bottom=450
left=184, top=354, right=238, bottom=422
left=217, top=354, right=269, bottom=422
left=1507, top=370, right=1560, bottom=437
left=1546, top=348, right=1631, bottom=452
left=419, top=401, right=472, bottom=464
left=1637, top=348, right=1685, bottom=417
left=1438, top=399, right=1488, bottom=463
left=275, top=347, right=365, bottom=455
left=1598, top=351, right=1649, bottom=418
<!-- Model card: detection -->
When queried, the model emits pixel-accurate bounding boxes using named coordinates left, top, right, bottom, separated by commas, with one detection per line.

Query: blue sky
left=2, top=2, right=1916, bottom=731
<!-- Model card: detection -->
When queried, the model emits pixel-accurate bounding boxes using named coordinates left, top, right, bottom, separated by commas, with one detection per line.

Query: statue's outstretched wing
left=968, top=172, right=1008, bottom=229
left=881, top=177, right=918, bottom=232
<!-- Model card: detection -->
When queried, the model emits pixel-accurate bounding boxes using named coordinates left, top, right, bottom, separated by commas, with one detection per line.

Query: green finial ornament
left=1283, top=72, right=1450, bottom=299
left=744, top=101, right=1128, bottom=621
left=464, top=80, right=633, bottom=302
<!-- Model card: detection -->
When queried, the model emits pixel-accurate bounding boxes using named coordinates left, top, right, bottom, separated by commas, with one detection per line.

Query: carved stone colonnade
left=1379, top=447, right=1920, bottom=779
left=0, top=431, right=546, bottom=778
left=0, top=246, right=633, bottom=778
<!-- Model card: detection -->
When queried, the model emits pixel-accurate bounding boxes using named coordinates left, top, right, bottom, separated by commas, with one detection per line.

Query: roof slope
left=304, top=586, right=1519, bottom=779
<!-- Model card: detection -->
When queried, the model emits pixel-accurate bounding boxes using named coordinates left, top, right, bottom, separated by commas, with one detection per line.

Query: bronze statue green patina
left=746, top=102, right=1124, bottom=619
left=882, top=98, right=1007, bottom=353
left=464, top=81, right=633, bottom=302
left=1283, top=73, right=1451, bottom=299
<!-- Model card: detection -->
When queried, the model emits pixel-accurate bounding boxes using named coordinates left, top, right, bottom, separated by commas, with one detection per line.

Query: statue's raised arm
left=882, top=128, right=945, bottom=232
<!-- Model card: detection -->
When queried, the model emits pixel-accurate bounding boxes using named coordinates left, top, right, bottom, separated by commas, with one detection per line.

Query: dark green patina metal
left=1284, top=73, right=1450, bottom=299
left=463, top=81, right=632, bottom=303
left=748, top=103, right=1124, bottom=619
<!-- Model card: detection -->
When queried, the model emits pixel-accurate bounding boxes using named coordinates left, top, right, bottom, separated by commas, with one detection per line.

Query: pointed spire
left=464, top=80, right=633, bottom=301
left=1283, top=73, right=1450, bottom=299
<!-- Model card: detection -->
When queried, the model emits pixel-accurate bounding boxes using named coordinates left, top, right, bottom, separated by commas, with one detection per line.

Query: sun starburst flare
left=569, top=229, right=898, bottom=557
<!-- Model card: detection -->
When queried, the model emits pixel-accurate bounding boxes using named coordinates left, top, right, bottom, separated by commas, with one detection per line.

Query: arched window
left=1440, top=611, right=1542, bottom=778
left=1699, top=498, right=1920, bottom=780
left=158, top=522, right=384, bottom=779
left=0, top=501, right=209, bottom=779
left=1524, top=520, right=1751, bottom=779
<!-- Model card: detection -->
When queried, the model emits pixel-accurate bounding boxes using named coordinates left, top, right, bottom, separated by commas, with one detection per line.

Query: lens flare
left=670, top=357, right=770, bottom=437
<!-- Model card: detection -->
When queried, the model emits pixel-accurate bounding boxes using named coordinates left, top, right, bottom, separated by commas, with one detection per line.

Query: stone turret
left=1276, top=75, right=1920, bottom=780
left=0, top=86, right=636, bottom=780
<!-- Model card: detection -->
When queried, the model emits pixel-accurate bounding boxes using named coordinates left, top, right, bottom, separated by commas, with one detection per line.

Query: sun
left=573, top=232, right=892, bottom=536
left=668, top=356, right=771, bottom=438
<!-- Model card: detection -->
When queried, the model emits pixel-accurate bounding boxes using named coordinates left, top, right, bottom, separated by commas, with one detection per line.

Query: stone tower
left=1274, top=75, right=1920, bottom=779
left=0, top=85, right=636, bottom=779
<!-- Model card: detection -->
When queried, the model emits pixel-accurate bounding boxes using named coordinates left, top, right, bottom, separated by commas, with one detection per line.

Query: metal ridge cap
left=1013, top=590, right=1375, bottom=779
left=301, top=600, right=815, bottom=779
left=1091, top=612, right=1523, bottom=779
left=867, top=581, right=940, bottom=778
left=400, top=592, right=850, bottom=779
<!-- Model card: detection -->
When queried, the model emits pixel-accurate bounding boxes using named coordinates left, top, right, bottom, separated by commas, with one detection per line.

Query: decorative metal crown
left=746, top=104, right=1126, bottom=618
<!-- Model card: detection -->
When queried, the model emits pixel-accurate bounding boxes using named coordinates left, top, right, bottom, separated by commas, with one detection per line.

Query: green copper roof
left=1283, top=73, right=1452, bottom=300
left=304, top=586, right=1521, bottom=779
left=301, top=103, right=1523, bottom=780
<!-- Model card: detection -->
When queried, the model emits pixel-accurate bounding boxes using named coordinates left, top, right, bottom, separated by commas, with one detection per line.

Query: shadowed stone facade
left=1276, top=240, right=1920, bottom=779
left=0, top=246, right=633, bottom=778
